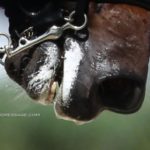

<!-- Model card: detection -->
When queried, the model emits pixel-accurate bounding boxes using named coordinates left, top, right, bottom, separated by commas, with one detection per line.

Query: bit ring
left=0, top=33, right=12, bottom=53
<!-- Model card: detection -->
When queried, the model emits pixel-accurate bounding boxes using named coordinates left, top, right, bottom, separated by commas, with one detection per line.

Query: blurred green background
left=0, top=65, right=149, bottom=150
left=0, top=8, right=150, bottom=150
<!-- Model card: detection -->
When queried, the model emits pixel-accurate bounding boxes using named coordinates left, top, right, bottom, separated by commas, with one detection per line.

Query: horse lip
left=54, top=102, right=92, bottom=125
left=23, top=41, right=61, bottom=102
left=57, top=38, right=84, bottom=104
left=25, top=38, right=81, bottom=105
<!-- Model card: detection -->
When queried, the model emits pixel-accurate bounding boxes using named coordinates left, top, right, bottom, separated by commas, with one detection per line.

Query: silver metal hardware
left=0, top=11, right=87, bottom=59
left=0, top=33, right=12, bottom=53
left=20, top=27, right=34, bottom=39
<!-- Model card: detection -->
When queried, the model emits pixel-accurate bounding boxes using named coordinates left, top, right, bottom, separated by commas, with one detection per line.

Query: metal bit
left=6, top=12, right=87, bottom=58
left=0, top=33, right=12, bottom=54
left=0, top=11, right=87, bottom=59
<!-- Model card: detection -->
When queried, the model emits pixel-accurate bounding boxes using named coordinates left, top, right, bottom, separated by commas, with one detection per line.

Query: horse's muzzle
left=4, top=2, right=150, bottom=124
left=4, top=37, right=148, bottom=124
left=55, top=71, right=146, bottom=123
left=54, top=37, right=148, bottom=123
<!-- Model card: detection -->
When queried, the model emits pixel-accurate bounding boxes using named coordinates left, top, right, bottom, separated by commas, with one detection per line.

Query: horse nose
left=98, top=75, right=145, bottom=113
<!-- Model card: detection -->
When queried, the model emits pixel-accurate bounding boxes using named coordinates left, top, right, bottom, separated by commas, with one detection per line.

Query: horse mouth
left=24, top=37, right=82, bottom=106
left=21, top=40, right=62, bottom=105
left=45, top=81, right=59, bottom=104
left=27, top=68, right=62, bottom=105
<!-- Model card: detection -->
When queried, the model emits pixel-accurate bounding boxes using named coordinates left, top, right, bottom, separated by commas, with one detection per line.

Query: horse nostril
left=98, top=77, right=144, bottom=113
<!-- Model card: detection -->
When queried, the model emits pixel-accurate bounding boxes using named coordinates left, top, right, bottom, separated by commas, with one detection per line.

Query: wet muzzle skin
left=1, top=0, right=150, bottom=123
left=96, top=0, right=150, bottom=10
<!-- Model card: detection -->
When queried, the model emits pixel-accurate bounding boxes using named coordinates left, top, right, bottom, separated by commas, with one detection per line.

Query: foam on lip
left=27, top=41, right=60, bottom=99
left=54, top=37, right=84, bottom=107
left=26, top=38, right=84, bottom=106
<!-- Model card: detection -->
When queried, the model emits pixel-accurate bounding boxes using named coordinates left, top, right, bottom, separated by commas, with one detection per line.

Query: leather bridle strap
left=95, top=0, right=150, bottom=10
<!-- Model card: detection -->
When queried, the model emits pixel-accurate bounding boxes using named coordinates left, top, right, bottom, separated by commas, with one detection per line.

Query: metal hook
left=0, top=33, right=12, bottom=53
left=0, top=33, right=12, bottom=65
left=62, top=11, right=87, bottom=31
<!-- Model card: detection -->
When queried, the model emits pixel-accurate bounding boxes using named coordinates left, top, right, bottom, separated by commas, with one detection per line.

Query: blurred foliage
left=0, top=65, right=150, bottom=150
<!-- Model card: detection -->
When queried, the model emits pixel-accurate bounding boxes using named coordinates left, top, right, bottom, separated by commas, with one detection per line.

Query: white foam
left=61, top=38, right=83, bottom=105
left=27, top=42, right=59, bottom=94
